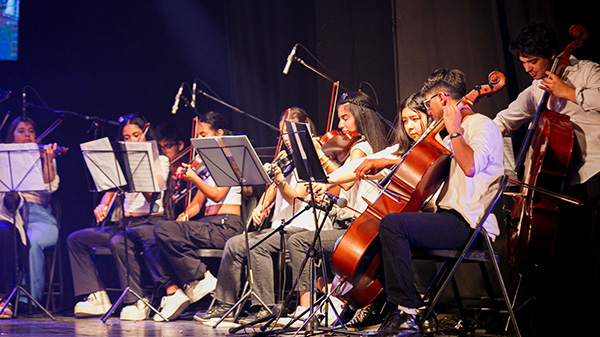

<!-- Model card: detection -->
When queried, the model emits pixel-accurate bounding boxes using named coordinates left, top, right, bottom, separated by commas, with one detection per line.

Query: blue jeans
left=24, top=202, right=58, bottom=303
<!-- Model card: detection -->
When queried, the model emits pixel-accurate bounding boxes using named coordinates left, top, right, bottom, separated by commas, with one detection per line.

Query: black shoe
left=372, top=311, right=421, bottom=336
left=238, top=307, right=272, bottom=325
left=193, top=302, right=233, bottom=322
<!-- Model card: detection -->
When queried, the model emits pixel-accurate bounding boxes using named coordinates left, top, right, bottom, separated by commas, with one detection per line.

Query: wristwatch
left=450, top=132, right=462, bottom=139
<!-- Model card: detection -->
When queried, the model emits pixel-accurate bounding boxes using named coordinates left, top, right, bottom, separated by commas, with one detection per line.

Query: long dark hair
left=392, top=92, right=432, bottom=156
left=5, top=116, right=38, bottom=143
left=337, top=92, right=389, bottom=153
left=118, top=115, right=155, bottom=141
left=199, top=111, right=232, bottom=135
left=280, top=106, right=317, bottom=135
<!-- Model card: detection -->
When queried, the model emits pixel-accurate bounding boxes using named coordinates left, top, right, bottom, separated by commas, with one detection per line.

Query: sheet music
left=80, top=137, right=126, bottom=192
left=191, top=136, right=270, bottom=187
left=0, top=143, right=46, bottom=192
left=119, top=141, right=165, bottom=193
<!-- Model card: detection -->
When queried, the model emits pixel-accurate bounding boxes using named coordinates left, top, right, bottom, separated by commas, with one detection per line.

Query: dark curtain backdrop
left=0, top=0, right=597, bottom=311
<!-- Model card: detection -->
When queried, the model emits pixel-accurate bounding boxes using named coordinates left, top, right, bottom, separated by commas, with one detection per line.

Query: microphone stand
left=24, top=102, right=121, bottom=127
left=288, top=53, right=396, bottom=132
left=195, top=89, right=280, bottom=133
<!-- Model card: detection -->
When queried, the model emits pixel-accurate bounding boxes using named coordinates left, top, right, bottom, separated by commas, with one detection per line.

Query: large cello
left=330, top=71, right=506, bottom=294
left=507, top=25, right=587, bottom=270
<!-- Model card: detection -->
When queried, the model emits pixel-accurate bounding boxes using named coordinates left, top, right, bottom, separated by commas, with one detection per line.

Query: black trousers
left=0, top=221, right=27, bottom=296
left=154, top=214, right=243, bottom=288
left=379, top=211, right=472, bottom=309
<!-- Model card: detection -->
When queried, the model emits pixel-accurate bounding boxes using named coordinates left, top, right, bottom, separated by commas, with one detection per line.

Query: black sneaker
left=193, top=302, right=233, bottom=322
left=372, top=311, right=421, bottom=336
left=238, top=307, right=272, bottom=325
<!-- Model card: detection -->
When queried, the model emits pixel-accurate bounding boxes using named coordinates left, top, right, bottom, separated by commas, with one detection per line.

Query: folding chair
left=414, top=175, right=521, bottom=337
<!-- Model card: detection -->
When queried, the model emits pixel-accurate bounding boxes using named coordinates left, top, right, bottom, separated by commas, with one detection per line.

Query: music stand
left=0, top=143, right=56, bottom=320
left=229, top=122, right=342, bottom=335
left=80, top=138, right=167, bottom=322
left=189, top=135, right=271, bottom=327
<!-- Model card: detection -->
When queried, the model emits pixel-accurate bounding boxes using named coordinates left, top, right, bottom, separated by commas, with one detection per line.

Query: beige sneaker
left=153, top=289, right=190, bottom=322
left=120, top=298, right=150, bottom=321
left=74, top=291, right=112, bottom=317
left=183, top=270, right=217, bottom=303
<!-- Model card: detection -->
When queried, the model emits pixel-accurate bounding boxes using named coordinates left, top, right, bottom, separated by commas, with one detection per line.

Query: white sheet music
left=119, top=141, right=165, bottom=193
left=0, top=143, right=46, bottom=192
left=80, top=137, right=126, bottom=192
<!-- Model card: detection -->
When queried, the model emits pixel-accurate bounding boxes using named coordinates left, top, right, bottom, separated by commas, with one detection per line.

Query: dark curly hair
left=420, top=68, right=467, bottom=100
left=509, top=20, right=558, bottom=59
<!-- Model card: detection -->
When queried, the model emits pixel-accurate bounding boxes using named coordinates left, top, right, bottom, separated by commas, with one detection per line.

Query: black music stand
left=80, top=138, right=167, bottom=322
left=230, top=122, right=343, bottom=335
left=189, top=135, right=271, bottom=328
left=0, top=143, right=56, bottom=320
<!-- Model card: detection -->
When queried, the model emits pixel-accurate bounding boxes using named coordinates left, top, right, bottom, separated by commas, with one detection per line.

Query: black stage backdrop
left=0, top=0, right=598, bottom=319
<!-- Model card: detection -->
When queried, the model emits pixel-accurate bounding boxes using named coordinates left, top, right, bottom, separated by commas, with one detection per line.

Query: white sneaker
left=183, top=270, right=217, bottom=303
left=291, top=305, right=309, bottom=320
left=325, top=296, right=344, bottom=326
left=119, top=298, right=150, bottom=321
left=153, top=289, right=191, bottom=322
left=74, top=290, right=112, bottom=317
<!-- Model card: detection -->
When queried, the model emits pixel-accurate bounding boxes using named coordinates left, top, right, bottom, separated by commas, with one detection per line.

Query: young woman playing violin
left=152, top=111, right=245, bottom=321
left=286, top=92, right=429, bottom=325
left=194, top=107, right=326, bottom=323
left=0, top=117, right=60, bottom=316
left=67, top=116, right=171, bottom=320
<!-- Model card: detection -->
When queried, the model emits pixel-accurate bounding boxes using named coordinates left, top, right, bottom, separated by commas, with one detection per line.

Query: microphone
left=297, top=193, right=348, bottom=212
left=282, top=44, right=297, bottom=75
left=22, top=90, right=27, bottom=120
left=171, top=83, right=184, bottom=114
left=191, top=80, right=197, bottom=110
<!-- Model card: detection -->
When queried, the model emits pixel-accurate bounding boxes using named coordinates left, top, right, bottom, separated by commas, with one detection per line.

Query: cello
left=507, top=25, right=587, bottom=270
left=330, top=71, right=506, bottom=294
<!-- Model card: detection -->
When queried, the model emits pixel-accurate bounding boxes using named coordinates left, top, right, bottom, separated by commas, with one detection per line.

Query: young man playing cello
left=355, top=68, right=504, bottom=335
left=493, top=20, right=600, bottom=333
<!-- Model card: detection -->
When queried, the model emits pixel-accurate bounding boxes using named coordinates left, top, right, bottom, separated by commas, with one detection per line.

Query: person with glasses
left=352, top=68, right=504, bottom=335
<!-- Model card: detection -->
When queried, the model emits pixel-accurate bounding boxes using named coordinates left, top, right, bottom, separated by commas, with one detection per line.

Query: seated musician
left=67, top=116, right=170, bottom=320
left=193, top=107, right=323, bottom=324
left=151, top=111, right=246, bottom=321
left=154, top=122, right=189, bottom=218
left=285, top=91, right=389, bottom=324
left=357, top=68, right=504, bottom=335
left=0, top=117, right=60, bottom=315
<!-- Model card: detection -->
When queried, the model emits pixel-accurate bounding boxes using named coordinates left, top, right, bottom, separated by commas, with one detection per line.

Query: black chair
left=44, top=197, right=64, bottom=311
left=413, top=175, right=521, bottom=337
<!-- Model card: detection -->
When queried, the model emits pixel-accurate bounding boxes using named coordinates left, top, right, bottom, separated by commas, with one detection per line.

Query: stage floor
left=0, top=311, right=521, bottom=337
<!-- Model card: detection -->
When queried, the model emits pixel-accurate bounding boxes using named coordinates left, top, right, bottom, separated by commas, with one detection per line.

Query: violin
left=319, top=130, right=363, bottom=163
left=266, top=149, right=294, bottom=179
left=39, top=144, right=69, bottom=157
left=507, top=25, right=586, bottom=271
left=173, top=155, right=209, bottom=181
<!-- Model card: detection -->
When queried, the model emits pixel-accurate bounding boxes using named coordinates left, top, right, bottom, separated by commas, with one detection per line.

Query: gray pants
left=67, top=215, right=165, bottom=304
left=288, top=229, right=345, bottom=292
left=213, top=227, right=307, bottom=307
